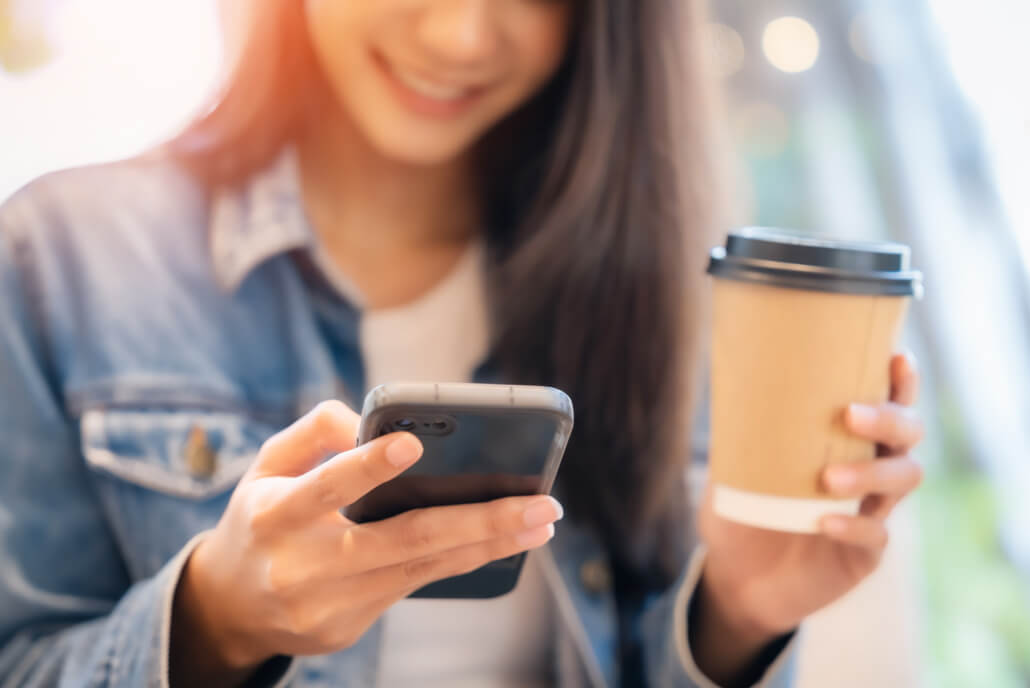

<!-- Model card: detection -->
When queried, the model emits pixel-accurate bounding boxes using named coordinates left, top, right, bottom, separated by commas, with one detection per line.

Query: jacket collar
left=209, top=147, right=314, bottom=292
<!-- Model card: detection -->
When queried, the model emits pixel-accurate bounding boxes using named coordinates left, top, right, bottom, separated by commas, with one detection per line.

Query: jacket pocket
left=79, top=406, right=282, bottom=576
left=80, top=407, right=276, bottom=500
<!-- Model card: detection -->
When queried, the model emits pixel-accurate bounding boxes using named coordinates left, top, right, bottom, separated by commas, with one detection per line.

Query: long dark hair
left=170, top=0, right=723, bottom=587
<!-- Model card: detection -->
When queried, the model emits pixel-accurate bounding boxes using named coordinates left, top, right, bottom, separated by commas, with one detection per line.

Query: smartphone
left=347, top=382, right=574, bottom=599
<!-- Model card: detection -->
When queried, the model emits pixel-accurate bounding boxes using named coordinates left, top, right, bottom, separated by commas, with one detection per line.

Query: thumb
left=249, top=400, right=360, bottom=479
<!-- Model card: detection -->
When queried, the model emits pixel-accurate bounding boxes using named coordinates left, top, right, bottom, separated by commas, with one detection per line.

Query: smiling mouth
left=374, top=50, right=489, bottom=116
left=392, top=65, right=474, bottom=101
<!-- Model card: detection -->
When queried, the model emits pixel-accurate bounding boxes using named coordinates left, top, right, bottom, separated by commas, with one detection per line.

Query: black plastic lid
left=707, top=227, right=923, bottom=297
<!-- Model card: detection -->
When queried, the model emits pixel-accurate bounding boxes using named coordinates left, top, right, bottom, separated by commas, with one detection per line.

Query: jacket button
left=184, top=426, right=217, bottom=479
left=579, top=557, right=612, bottom=596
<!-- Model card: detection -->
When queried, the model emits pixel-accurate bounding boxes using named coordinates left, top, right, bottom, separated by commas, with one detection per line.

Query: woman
left=0, top=1, right=925, bottom=686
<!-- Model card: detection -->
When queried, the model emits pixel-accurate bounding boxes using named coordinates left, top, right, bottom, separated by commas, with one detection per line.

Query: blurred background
left=2, top=0, right=1028, bottom=686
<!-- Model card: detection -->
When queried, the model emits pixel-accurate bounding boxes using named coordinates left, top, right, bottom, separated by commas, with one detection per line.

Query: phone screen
left=345, top=408, right=561, bottom=524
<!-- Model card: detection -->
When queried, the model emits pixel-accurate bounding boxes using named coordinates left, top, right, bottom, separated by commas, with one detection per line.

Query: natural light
left=0, top=0, right=222, bottom=199
left=930, top=0, right=1030, bottom=253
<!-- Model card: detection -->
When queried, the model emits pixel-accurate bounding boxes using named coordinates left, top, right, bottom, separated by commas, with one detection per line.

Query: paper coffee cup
left=706, top=228, right=923, bottom=533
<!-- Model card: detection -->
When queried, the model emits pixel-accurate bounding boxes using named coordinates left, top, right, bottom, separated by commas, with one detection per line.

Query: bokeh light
left=704, top=22, right=746, bottom=78
left=0, top=0, right=222, bottom=199
left=848, top=13, right=877, bottom=64
left=762, top=16, right=820, bottom=73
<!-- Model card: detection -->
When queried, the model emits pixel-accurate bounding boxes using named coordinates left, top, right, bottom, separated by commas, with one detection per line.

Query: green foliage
left=921, top=392, right=1030, bottom=687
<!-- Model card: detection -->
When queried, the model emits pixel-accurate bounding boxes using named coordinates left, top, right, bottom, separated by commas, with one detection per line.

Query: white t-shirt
left=311, top=240, right=555, bottom=687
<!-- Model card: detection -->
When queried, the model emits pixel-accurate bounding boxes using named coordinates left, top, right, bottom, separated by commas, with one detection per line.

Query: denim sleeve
left=0, top=213, right=292, bottom=686
left=640, top=545, right=798, bottom=688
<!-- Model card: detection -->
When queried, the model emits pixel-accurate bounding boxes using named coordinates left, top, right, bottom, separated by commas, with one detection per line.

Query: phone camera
left=389, top=415, right=454, bottom=436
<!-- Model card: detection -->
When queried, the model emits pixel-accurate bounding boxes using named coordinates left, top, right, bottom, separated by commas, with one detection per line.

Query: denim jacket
left=0, top=151, right=796, bottom=688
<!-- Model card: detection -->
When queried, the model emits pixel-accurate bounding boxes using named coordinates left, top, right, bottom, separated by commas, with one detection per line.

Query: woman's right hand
left=170, top=400, right=563, bottom=685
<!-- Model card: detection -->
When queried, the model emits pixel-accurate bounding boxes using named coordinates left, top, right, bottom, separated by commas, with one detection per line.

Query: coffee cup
left=706, top=227, right=923, bottom=533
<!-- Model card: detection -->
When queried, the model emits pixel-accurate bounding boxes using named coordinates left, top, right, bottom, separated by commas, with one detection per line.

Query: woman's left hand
left=693, top=351, right=925, bottom=683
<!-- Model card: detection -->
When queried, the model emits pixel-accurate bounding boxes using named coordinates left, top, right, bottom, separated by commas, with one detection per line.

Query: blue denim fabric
left=0, top=151, right=796, bottom=688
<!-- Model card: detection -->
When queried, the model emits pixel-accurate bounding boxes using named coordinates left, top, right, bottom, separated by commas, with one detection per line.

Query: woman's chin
left=366, top=127, right=479, bottom=168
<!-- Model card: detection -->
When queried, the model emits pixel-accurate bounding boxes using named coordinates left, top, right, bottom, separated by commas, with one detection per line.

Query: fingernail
left=516, top=523, right=555, bottom=548
left=821, top=516, right=848, bottom=535
left=385, top=434, right=422, bottom=467
left=826, top=467, right=856, bottom=492
left=523, top=497, right=563, bottom=529
left=848, top=403, right=877, bottom=428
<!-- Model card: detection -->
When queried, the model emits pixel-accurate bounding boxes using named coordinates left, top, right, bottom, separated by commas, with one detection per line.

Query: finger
left=320, top=595, right=403, bottom=651
left=339, top=496, right=564, bottom=573
left=889, top=351, right=920, bottom=407
left=859, top=493, right=902, bottom=521
left=845, top=402, right=925, bottom=453
left=337, top=523, right=556, bottom=601
left=292, top=525, right=556, bottom=647
left=263, top=579, right=400, bottom=653
left=277, top=431, right=424, bottom=522
left=823, top=455, right=924, bottom=499
left=820, top=514, right=888, bottom=552
left=252, top=400, right=361, bottom=478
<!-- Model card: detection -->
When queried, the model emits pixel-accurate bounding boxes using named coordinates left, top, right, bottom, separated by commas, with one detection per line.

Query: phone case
left=352, top=383, right=573, bottom=599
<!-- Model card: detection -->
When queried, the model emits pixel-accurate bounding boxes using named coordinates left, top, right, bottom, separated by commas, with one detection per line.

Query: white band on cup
left=713, top=484, right=860, bottom=534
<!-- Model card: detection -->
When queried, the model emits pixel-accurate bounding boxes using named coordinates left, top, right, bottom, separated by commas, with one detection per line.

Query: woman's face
left=304, top=0, right=573, bottom=166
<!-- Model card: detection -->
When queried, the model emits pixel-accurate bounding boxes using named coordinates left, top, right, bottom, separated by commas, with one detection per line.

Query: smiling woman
left=303, top=1, right=570, bottom=162
left=0, top=1, right=930, bottom=687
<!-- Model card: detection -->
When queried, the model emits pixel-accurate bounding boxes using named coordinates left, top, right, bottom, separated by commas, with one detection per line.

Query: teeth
left=392, top=67, right=470, bottom=101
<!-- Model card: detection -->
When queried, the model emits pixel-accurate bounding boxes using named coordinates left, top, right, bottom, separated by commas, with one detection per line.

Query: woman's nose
left=415, top=0, right=501, bottom=66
